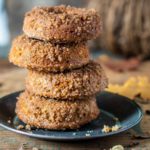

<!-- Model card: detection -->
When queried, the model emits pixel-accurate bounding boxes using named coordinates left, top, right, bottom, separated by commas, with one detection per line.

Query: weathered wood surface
left=0, top=58, right=150, bottom=150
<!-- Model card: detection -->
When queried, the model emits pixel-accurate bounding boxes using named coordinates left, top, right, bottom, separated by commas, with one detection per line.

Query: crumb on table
left=110, top=145, right=124, bottom=150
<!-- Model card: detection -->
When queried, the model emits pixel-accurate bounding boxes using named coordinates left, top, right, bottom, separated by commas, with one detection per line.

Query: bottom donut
left=16, top=91, right=100, bottom=130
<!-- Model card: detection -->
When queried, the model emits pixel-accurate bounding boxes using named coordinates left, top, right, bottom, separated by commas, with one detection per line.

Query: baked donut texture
left=9, top=35, right=89, bottom=72
left=26, top=60, right=108, bottom=99
left=23, top=5, right=101, bottom=42
left=16, top=91, right=100, bottom=130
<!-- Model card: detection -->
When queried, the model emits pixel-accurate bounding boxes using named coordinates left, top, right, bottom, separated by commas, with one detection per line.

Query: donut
left=26, top=60, right=108, bottom=100
left=9, top=34, right=89, bottom=72
left=16, top=91, right=100, bottom=130
left=23, top=5, right=101, bottom=42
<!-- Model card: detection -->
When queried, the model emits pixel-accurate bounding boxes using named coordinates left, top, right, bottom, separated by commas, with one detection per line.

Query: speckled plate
left=0, top=91, right=143, bottom=141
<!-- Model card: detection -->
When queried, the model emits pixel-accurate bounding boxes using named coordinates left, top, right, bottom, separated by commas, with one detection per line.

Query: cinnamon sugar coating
left=23, top=5, right=101, bottom=42
left=16, top=91, right=100, bottom=130
left=26, top=60, right=108, bottom=100
left=9, top=35, right=89, bottom=72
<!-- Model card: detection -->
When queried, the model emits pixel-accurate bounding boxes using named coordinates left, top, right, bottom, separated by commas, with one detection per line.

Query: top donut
left=23, top=5, right=101, bottom=43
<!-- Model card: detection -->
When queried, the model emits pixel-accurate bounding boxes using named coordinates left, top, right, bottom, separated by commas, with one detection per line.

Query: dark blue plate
left=0, top=91, right=143, bottom=141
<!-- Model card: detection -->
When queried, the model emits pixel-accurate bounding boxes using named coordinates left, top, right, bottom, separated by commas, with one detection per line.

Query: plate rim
left=0, top=91, right=143, bottom=141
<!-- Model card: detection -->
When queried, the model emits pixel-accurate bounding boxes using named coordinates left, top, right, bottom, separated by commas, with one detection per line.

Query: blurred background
left=0, top=0, right=150, bottom=59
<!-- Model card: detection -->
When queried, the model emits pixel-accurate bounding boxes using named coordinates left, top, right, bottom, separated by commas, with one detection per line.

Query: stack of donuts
left=9, top=5, right=108, bottom=130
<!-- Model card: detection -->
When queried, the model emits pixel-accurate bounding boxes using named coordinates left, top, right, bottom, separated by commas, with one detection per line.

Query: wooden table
left=0, top=58, right=150, bottom=150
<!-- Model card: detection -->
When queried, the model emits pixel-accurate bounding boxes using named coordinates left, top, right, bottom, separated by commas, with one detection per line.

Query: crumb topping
left=26, top=60, right=108, bottom=99
left=16, top=91, right=100, bottom=130
left=23, top=5, right=101, bottom=42
left=9, top=34, right=89, bottom=72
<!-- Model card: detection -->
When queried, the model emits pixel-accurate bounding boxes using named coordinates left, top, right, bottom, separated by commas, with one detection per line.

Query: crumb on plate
left=102, top=124, right=121, bottom=133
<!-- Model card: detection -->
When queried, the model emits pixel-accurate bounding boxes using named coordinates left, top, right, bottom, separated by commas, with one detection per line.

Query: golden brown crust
left=16, top=91, right=100, bottom=130
left=26, top=60, right=108, bottom=100
left=23, top=5, right=101, bottom=42
left=9, top=35, right=89, bottom=72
